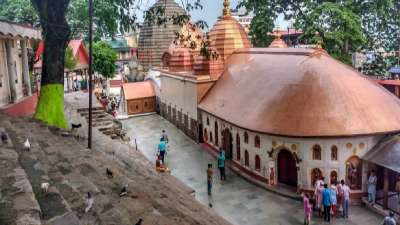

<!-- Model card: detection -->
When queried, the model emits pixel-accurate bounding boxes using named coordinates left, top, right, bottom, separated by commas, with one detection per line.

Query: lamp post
left=88, top=0, right=93, bottom=149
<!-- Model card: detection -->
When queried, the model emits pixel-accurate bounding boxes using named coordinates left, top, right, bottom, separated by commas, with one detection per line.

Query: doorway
left=277, top=149, right=298, bottom=187
left=222, top=128, right=233, bottom=159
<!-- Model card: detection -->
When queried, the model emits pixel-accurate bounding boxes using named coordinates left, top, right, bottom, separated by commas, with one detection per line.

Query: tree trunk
left=31, top=0, right=71, bottom=129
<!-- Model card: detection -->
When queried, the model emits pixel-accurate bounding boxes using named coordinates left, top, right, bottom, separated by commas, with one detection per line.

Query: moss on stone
left=34, top=84, right=68, bottom=129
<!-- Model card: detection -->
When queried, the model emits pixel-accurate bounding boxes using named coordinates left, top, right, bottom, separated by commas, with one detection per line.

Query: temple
left=133, top=0, right=400, bottom=201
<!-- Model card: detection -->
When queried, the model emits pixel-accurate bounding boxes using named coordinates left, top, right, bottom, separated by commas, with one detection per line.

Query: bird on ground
left=106, top=168, right=114, bottom=178
left=1, top=133, right=7, bottom=143
left=85, top=192, right=94, bottom=213
left=119, top=184, right=128, bottom=197
left=134, top=218, right=143, bottom=225
left=41, top=182, right=50, bottom=193
left=24, top=138, right=30, bottom=151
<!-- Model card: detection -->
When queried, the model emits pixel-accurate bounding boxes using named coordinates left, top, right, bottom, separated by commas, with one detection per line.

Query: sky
left=135, top=0, right=290, bottom=31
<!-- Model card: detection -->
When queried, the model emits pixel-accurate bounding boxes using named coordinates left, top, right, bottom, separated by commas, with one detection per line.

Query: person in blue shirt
left=217, top=149, right=226, bottom=181
left=158, top=140, right=167, bottom=164
left=322, top=183, right=333, bottom=222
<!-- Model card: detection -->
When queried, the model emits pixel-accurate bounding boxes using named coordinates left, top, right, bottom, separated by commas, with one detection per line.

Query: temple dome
left=199, top=48, right=400, bottom=137
left=137, top=0, right=186, bottom=70
left=269, top=32, right=288, bottom=48
left=169, top=47, right=194, bottom=72
left=208, top=15, right=251, bottom=60
left=193, top=50, right=224, bottom=79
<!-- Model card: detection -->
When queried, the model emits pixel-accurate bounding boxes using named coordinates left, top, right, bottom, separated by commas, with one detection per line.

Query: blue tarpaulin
left=389, top=67, right=400, bottom=74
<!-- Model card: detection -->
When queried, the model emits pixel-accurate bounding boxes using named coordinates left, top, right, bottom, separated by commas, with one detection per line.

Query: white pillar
left=20, top=39, right=31, bottom=96
left=5, top=39, right=17, bottom=103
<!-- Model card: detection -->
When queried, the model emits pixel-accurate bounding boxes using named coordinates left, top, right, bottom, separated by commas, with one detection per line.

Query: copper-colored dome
left=169, top=47, right=194, bottom=72
left=193, top=48, right=224, bottom=78
left=199, top=48, right=400, bottom=137
left=269, top=33, right=288, bottom=48
left=208, top=15, right=251, bottom=60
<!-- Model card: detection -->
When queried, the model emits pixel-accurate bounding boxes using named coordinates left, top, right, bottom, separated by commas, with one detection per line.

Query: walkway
left=122, top=114, right=383, bottom=225
left=1, top=92, right=38, bottom=116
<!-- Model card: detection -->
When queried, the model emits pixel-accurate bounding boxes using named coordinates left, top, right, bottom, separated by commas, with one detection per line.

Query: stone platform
left=0, top=112, right=231, bottom=225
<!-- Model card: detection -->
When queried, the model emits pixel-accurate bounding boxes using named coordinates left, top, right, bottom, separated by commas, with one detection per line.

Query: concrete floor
left=122, top=114, right=383, bottom=225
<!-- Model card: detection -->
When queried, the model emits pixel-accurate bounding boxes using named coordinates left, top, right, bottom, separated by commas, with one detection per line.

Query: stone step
left=93, top=121, right=113, bottom=128
left=77, top=107, right=104, bottom=113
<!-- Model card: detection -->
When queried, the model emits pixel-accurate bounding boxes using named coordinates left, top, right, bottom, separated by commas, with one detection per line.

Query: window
left=144, top=102, right=148, bottom=107
left=210, top=131, right=213, bottom=143
left=312, top=145, right=322, bottom=160
left=254, top=135, right=260, bottom=148
left=244, top=132, right=248, bottom=143
left=214, top=121, right=218, bottom=146
left=311, top=168, right=323, bottom=187
left=331, top=145, right=338, bottom=161
left=204, top=128, right=208, bottom=141
left=236, top=133, right=240, bottom=151
left=255, top=155, right=261, bottom=171
left=206, top=117, right=210, bottom=125
left=330, top=170, right=338, bottom=185
left=245, top=150, right=249, bottom=167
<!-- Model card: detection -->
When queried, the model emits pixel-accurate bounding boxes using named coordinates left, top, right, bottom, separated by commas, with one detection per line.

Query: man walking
left=322, top=184, right=332, bottom=222
left=207, top=164, right=213, bottom=195
left=158, top=140, right=167, bottom=164
left=217, top=150, right=226, bottom=181
left=341, top=180, right=350, bottom=218
left=161, top=130, right=169, bottom=143
left=368, top=170, right=377, bottom=204
left=382, top=212, right=397, bottom=225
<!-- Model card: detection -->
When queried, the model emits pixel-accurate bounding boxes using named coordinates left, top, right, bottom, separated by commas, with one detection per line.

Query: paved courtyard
left=122, top=114, right=383, bottom=225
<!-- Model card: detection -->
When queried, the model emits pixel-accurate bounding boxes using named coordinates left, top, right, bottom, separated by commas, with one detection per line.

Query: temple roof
left=137, top=0, right=186, bottom=70
left=122, top=81, right=155, bottom=100
left=208, top=0, right=251, bottom=60
left=199, top=48, right=400, bottom=137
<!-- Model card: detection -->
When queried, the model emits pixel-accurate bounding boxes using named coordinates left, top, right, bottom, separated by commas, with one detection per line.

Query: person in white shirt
left=367, top=170, right=378, bottom=204
left=340, top=180, right=350, bottom=218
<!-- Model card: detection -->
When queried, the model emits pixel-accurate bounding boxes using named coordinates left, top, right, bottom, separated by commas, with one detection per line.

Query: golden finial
left=223, top=0, right=231, bottom=16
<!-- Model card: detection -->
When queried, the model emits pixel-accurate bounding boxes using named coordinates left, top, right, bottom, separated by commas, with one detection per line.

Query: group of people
left=303, top=178, right=351, bottom=224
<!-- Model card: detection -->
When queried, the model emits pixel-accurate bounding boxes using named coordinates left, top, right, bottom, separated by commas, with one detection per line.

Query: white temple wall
left=160, top=74, right=198, bottom=120
left=201, top=111, right=382, bottom=191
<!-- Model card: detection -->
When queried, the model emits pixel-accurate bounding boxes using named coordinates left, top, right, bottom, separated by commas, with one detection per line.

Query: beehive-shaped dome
left=137, top=0, right=186, bottom=70
left=193, top=49, right=224, bottom=79
left=169, top=47, right=194, bottom=72
left=208, top=0, right=251, bottom=60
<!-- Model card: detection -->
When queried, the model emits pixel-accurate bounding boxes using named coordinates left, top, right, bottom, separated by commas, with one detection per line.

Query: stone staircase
left=0, top=113, right=231, bottom=225
left=77, top=107, right=126, bottom=140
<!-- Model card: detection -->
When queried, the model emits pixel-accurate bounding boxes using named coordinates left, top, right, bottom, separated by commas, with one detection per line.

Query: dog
left=41, top=182, right=50, bottom=193
left=106, top=168, right=113, bottom=178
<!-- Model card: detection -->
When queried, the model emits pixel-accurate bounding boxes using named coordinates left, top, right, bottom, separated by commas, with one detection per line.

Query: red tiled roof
left=110, top=79, right=124, bottom=88
left=122, top=81, right=155, bottom=100
left=375, top=79, right=400, bottom=86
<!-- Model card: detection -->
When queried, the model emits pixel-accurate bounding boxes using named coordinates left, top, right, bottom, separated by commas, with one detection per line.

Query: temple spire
left=223, top=0, right=231, bottom=16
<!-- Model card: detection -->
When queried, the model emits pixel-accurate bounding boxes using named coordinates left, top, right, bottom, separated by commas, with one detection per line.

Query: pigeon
left=1, top=133, right=7, bottom=143
left=85, top=192, right=94, bottom=213
left=119, top=184, right=128, bottom=197
left=134, top=219, right=143, bottom=225
left=41, top=182, right=50, bottom=193
left=106, top=168, right=114, bottom=178
left=71, top=123, right=82, bottom=129
left=24, top=138, right=30, bottom=151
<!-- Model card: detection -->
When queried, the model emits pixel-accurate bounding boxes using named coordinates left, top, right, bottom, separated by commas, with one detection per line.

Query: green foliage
left=295, top=2, right=366, bottom=64
left=0, top=0, right=38, bottom=25
left=238, top=0, right=278, bottom=47
left=362, top=52, right=398, bottom=77
left=34, top=84, right=68, bottom=129
left=93, top=41, right=117, bottom=79
left=64, top=47, right=77, bottom=71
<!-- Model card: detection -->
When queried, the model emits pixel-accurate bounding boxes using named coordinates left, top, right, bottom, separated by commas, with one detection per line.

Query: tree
left=92, top=42, right=117, bottom=79
left=31, top=0, right=71, bottom=129
left=65, top=47, right=77, bottom=71
left=0, top=0, right=38, bottom=26
left=238, top=0, right=278, bottom=47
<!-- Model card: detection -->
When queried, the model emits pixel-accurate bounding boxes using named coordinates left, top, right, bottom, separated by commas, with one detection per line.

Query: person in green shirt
left=217, top=150, right=226, bottom=181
